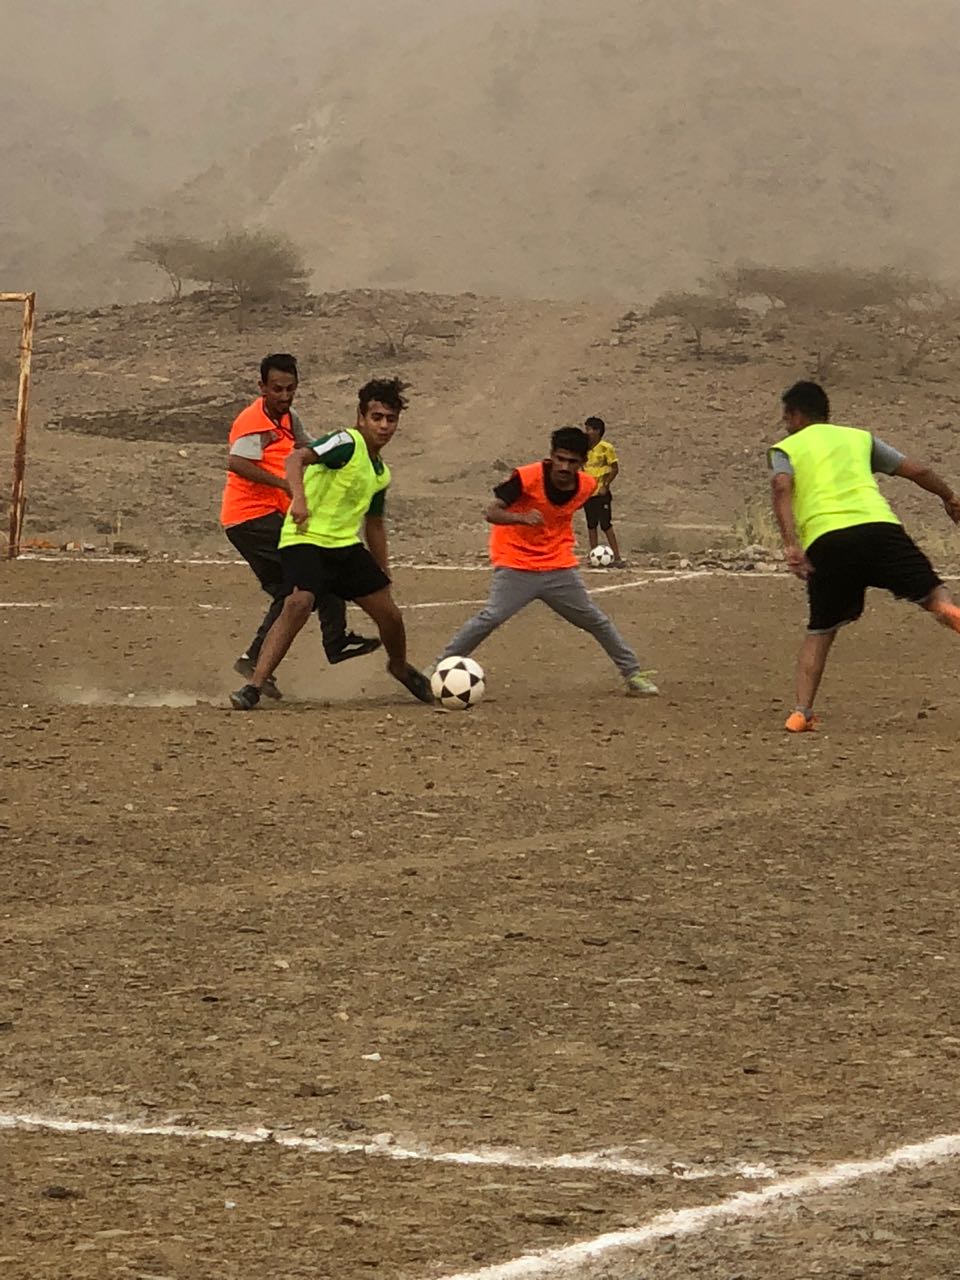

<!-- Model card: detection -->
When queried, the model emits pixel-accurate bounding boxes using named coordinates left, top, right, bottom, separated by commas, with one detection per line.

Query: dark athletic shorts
left=805, top=522, right=941, bottom=633
left=583, top=492, right=613, bottom=531
left=280, top=542, right=390, bottom=602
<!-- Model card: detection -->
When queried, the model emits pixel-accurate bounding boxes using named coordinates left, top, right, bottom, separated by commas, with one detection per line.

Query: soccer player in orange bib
left=221, top=353, right=379, bottom=697
left=431, top=427, right=658, bottom=696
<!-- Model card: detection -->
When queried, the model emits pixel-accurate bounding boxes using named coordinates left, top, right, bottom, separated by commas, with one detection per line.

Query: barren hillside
left=9, top=0, right=960, bottom=306
left=7, top=288, right=960, bottom=563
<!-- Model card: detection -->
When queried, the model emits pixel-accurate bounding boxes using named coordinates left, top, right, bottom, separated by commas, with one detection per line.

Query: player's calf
left=356, top=587, right=434, bottom=704
left=230, top=588, right=315, bottom=710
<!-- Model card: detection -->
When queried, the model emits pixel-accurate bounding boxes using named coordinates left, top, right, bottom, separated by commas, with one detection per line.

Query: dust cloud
left=4, top=0, right=960, bottom=306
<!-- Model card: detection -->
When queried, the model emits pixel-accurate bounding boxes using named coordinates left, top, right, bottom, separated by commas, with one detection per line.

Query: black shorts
left=583, top=492, right=613, bottom=531
left=280, top=542, right=390, bottom=602
left=805, top=522, right=942, bottom=633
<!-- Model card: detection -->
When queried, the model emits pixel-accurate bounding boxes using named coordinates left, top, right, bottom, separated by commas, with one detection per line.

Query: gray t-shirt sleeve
left=769, top=448, right=793, bottom=476
left=871, top=437, right=905, bottom=475
left=290, top=409, right=310, bottom=447
left=229, top=431, right=272, bottom=461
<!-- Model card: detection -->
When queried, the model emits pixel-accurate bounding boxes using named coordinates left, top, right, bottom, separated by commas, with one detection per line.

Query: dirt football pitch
left=2, top=560, right=960, bottom=1279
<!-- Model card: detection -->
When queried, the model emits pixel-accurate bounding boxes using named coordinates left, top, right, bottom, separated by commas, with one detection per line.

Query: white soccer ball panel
left=589, top=545, right=615, bottom=567
left=431, top=656, right=485, bottom=709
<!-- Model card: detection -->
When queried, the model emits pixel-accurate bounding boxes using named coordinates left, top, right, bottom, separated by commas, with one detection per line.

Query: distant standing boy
left=230, top=378, right=432, bottom=710
left=431, top=427, right=658, bottom=696
left=771, top=380, right=960, bottom=732
left=583, top=415, right=626, bottom=567
left=220, top=353, right=379, bottom=698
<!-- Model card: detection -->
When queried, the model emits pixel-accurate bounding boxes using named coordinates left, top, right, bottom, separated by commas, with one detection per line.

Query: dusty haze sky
left=5, top=0, right=960, bottom=305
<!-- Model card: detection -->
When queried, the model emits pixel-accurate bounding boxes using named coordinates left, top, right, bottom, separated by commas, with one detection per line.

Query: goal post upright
left=1, top=291, right=36, bottom=560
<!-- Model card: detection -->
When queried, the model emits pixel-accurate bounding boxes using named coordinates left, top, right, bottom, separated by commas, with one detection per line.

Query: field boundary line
left=433, top=1130, right=960, bottom=1280
left=0, top=1110, right=773, bottom=1183
left=0, top=570, right=756, bottom=616
left=16, top=555, right=495, bottom=570
left=14, top=553, right=781, bottom=577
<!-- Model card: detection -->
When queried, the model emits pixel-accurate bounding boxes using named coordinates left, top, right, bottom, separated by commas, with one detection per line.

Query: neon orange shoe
left=784, top=710, right=819, bottom=733
left=932, top=601, right=960, bottom=634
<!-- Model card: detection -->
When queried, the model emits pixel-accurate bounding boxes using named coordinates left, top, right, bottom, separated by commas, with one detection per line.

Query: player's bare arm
left=284, top=448, right=313, bottom=525
left=771, top=472, right=812, bottom=579
left=485, top=498, right=543, bottom=527
left=365, top=514, right=389, bottom=572
left=600, top=461, right=619, bottom=493
left=894, top=458, right=960, bottom=522
left=228, top=453, right=291, bottom=493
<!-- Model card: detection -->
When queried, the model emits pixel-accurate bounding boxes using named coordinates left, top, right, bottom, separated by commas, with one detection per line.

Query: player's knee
left=582, top=606, right=611, bottom=631
left=284, top=591, right=314, bottom=623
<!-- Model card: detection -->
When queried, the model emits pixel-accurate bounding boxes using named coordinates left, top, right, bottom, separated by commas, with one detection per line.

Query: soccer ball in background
left=588, top=544, right=615, bottom=568
left=431, top=656, right=485, bottom=709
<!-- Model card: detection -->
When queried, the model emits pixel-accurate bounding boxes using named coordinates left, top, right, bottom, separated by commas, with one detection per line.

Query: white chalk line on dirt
left=434, top=1131, right=960, bottom=1280
left=0, top=1111, right=774, bottom=1184
left=16, top=554, right=494, bottom=570
left=0, top=571, right=727, bottom=615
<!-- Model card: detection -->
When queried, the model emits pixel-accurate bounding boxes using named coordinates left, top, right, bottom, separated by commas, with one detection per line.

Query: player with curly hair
left=230, top=377, right=432, bottom=709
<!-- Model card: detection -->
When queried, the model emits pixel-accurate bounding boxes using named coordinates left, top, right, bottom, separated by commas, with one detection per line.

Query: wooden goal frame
left=1, top=292, right=36, bottom=559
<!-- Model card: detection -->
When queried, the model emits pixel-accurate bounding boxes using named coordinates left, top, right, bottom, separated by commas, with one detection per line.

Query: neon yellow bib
left=772, top=423, right=899, bottom=550
left=279, top=428, right=390, bottom=549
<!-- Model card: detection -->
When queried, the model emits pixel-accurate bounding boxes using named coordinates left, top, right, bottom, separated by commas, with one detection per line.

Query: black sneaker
left=390, top=664, right=435, bottom=705
left=327, top=632, right=383, bottom=665
left=230, top=683, right=261, bottom=711
left=233, top=656, right=281, bottom=699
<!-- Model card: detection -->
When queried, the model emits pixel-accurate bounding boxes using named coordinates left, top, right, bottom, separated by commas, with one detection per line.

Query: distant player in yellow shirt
left=583, top=416, right=625, bottom=567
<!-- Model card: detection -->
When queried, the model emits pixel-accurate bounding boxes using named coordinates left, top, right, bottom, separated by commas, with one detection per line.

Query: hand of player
left=521, top=511, right=545, bottom=527
left=943, top=494, right=960, bottom=525
left=785, top=543, right=812, bottom=580
left=289, top=497, right=309, bottom=526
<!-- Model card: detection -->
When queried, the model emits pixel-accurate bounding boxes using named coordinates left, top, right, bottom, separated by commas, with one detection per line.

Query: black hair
left=551, top=426, right=589, bottom=459
left=358, top=376, right=409, bottom=415
left=260, top=352, right=299, bottom=383
left=584, top=415, right=606, bottom=437
left=782, top=380, right=830, bottom=422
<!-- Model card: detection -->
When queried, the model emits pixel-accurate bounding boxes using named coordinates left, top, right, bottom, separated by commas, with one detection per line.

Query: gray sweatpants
left=437, top=567, right=641, bottom=677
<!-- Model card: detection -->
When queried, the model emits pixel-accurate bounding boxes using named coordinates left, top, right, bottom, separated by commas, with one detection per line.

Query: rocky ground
left=4, top=288, right=960, bottom=567
left=2, top=562, right=960, bottom=1278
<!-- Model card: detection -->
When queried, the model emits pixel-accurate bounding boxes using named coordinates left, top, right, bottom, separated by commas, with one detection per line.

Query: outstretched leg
left=538, top=569, right=648, bottom=684
left=605, top=522, right=624, bottom=565
left=225, top=514, right=286, bottom=676
left=434, top=568, right=541, bottom=664
left=355, top=586, right=433, bottom=703
left=786, top=629, right=837, bottom=730
left=922, top=584, right=960, bottom=633
left=230, top=588, right=315, bottom=709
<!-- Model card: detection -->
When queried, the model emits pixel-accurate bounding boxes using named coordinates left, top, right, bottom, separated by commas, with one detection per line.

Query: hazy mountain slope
left=0, top=0, right=472, bottom=298
left=10, top=0, right=960, bottom=304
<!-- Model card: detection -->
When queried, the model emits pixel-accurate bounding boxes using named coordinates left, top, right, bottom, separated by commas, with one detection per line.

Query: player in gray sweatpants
left=432, top=426, right=658, bottom=697
left=438, top=566, right=641, bottom=676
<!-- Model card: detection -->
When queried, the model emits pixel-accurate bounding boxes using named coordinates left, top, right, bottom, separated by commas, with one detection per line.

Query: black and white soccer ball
left=430, top=656, right=485, bottom=709
left=588, top=544, right=615, bottom=567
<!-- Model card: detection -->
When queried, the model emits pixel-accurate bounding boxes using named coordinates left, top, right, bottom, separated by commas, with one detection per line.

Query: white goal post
left=1, top=291, right=36, bottom=559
